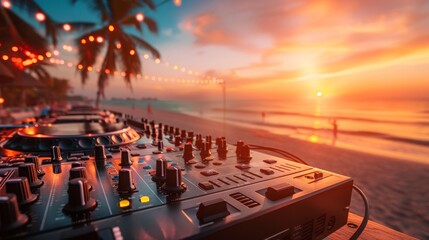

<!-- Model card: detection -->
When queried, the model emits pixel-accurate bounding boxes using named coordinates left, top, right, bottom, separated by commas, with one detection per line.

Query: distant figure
left=261, top=112, right=266, bottom=122
left=330, top=118, right=338, bottom=139
left=147, top=102, right=153, bottom=115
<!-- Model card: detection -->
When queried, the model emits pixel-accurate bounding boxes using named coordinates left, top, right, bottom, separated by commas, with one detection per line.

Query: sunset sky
left=32, top=0, right=429, bottom=102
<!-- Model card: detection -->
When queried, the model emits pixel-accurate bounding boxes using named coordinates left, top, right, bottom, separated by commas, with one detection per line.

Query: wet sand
left=104, top=104, right=429, bottom=239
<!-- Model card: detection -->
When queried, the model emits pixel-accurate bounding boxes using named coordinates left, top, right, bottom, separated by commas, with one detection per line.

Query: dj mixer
left=0, top=107, right=353, bottom=239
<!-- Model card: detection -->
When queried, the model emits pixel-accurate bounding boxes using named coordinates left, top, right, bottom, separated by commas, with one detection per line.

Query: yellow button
left=119, top=199, right=130, bottom=208
left=139, top=196, right=150, bottom=203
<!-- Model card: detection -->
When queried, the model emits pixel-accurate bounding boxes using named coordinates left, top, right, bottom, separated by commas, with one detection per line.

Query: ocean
left=102, top=98, right=429, bottom=164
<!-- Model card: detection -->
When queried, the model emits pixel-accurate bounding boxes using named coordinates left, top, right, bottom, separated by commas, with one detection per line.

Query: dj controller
left=0, top=107, right=353, bottom=240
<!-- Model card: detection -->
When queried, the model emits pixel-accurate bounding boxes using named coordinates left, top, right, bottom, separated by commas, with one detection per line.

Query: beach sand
left=104, top=104, right=429, bottom=239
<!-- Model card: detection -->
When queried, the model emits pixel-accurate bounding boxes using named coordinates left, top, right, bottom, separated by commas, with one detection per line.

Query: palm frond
left=70, top=0, right=110, bottom=22
left=129, top=35, right=160, bottom=59
left=121, top=16, right=158, bottom=34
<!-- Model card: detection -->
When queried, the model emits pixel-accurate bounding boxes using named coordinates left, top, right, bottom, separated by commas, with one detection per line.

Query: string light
left=87, top=66, right=93, bottom=71
left=37, top=55, right=44, bottom=61
left=45, top=52, right=52, bottom=57
left=81, top=39, right=87, bottom=44
left=116, top=43, right=122, bottom=49
left=96, top=36, right=104, bottom=43
left=2, top=55, right=8, bottom=61
left=143, top=54, right=149, bottom=59
left=63, top=24, right=71, bottom=31
left=136, top=13, right=144, bottom=22
left=2, top=0, right=11, bottom=8
left=53, top=50, right=59, bottom=56
left=35, top=12, right=46, bottom=22
left=11, top=46, right=18, bottom=52
left=108, top=25, right=115, bottom=32
left=129, top=49, right=135, bottom=56
left=155, top=58, right=160, bottom=64
left=173, top=0, right=182, bottom=6
left=105, top=69, right=110, bottom=74
left=88, top=36, right=95, bottom=42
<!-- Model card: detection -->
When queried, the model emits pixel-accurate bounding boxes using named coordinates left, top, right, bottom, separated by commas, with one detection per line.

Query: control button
left=131, top=152, right=140, bottom=157
left=161, top=166, right=187, bottom=194
left=6, top=177, right=38, bottom=206
left=260, top=168, right=275, bottom=175
left=265, top=183, right=295, bottom=201
left=235, top=140, right=244, bottom=158
left=51, top=146, right=63, bottom=162
left=212, top=161, right=223, bottom=166
left=182, top=143, right=195, bottom=163
left=195, top=134, right=203, bottom=150
left=139, top=196, right=150, bottom=203
left=79, top=156, right=90, bottom=160
left=143, top=165, right=152, bottom=170
left=238, top=145, right=252, bottom=161
left=196, top=198, right=230, bottom=224
left=200, top=169, right=219, bottom=176
left=63, top=178, right=97, bottom=214
left=0, top=194, right=29, bottom=232
left=24, top=156, right=44, bottom=177
left=200, top=141, right=212, bottom=160
left=174, top=135, right=182, bottom=146
left=152, top=158, right=167, bottom=183
left=119, top=149, right=132, bottom=166
left=18, top=163, right=43, bottom=189
left=94, top=145, right=107, bottom=166
left=71, top=162, right=83, bottom=168
left=117, top=169, right=137, bottom=194
left=67, top=157, right=78, bottom=162
left=166, top=147, right=174, bottom=152
left=194, top=163, right=206, bottom=169
left=198, top=181, right=214, bottom=191
left=235, top=164, right=251, bottom=170
left=314, top=171, right=323, bottom=179
left=217, top=139, right=228, bottom=159
left=69, top=167, right=92, bottom=191
left=119, top=199, right=131, bottom=209
left=263, top=159, right=277, bottom=164
left=136, top=144, right=147, bottom=149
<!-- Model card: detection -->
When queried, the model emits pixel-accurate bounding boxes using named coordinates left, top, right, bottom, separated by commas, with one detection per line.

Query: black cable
left=245, top=144, right=369, bottom=239
left=350, top=184, right=370, bottom=240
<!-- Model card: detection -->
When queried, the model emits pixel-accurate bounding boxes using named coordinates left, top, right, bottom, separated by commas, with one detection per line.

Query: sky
left=26, top=0, right=429, bottom=102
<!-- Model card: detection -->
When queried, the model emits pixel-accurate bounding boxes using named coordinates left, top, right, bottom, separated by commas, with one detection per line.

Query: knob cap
left=169, top=126, right=174, bottom=135
left=162, top=166, right=186, bottom=194
left=236, top=140, right=244, bottom=158
left=183, top=143, right=195, bottom=163
left=181, top=129, right=187, bottom=139
left=239, top=144, right=252, bottom=161
left=217, top=139, right=228, bottom=159
left=119, top=149, right=132, bottom=166
left=117, top=169, right=137, bottom=194
left=94, top=145, right=107, bottom=167
left=0, top=194, right=29, bottom=232
left=6, top=178, right=38, bottom=206
left=205, top=136, right=212, bottom=149
left=152, top=158, right=168, bottom=183
left=157, top=140, right=164, bottom=151
left=71, top=162, right=83, bottom=168
left=63, top=178, right=97, bottom=214
left=200, top=141, right=212, bottom=160
left=163, top=124, right=169, bottom=134
left=69, top=167, right=92, bottom=191
left=174, top=135, right=182, bottom=146
left=174, top=128, right=180, bottom=136
left=24, top=156, right=44, bottom=177
left=51, top=146, right=62, bottom=162
left=195, top=134, right=203, bottom=150
left=18, top=163, right=43, bottom=189
left=158, top=128, right=163, bottom=140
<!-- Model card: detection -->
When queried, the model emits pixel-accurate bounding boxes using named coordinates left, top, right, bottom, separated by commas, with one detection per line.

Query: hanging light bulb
left=108, top=25, right=115, bottom=32
left=63, top=24, right=71, bottom=31
left=136, top=13, right=144, bottom=22
left=129, top=49, right=135, bottom=56
left=2, top=0, right=11, bottom=9
left=35, top=12, right=46, bottom=22
left=96, top=36, right=104, bottom=43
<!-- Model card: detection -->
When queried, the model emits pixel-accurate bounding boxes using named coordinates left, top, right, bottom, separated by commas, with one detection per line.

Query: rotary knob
left=161, top=166, right=186, bottom=194
left=200, top=141, right=212, bottom=160
left=119, top=149, right=132, bottom=167
left=235, top=140, right=244, bottom=158
left=217, top=139, right=228, bottom=159
left=24, top=156, right=44, bottom=177
left=174, top=127, right=180, bottom=136
left=71, top=162, right=82, bottom=168
left=182, top=143, right=195, bottom=163
left=18, top=163, right=43, bottom=189
left=51, top=146, right=63, bottom=162
left=117, top=169, right=137, bottom=194
left=94, top=145, right=107, bottom=167
left=239, top=144, right=252, bottom=161
left=205, top=136, right=212, bottom=149
left=5, top=178, right=38, bottom=206
left=157, top=140, right=164, bottom=151
left=69, top=167, right=92, bottom=191
left=0, top=194, right=29, bottom=232
left=152, top=158, right=168, bottom=183
left=63, top=178, right=97, bottom=214
left=163, top=124, right=169, bottom=134
left=181, top=129, right=187, bottom=139
left=195, top=134, right=203, bottom=150
left=174, top=135, right=182, bottom=146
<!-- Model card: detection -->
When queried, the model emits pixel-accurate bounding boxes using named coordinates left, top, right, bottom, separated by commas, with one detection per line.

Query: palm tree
left=72, top=0, right=161, bottom=108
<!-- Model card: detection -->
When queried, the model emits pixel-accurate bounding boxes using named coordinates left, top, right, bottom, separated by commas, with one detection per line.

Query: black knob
left=145, top=125, right=151, bottom=135
left=18, top=163, right=43, bottom=189
left=181, top=130, right=187, bottom=139
left=236, top=140, right=244, bottom=158
left=162, top=166, right=186, bottom=194
left=186, top=137, right=193, bottom=144
left=200, top=141, right=212, bottom=160
left=119, top=149, right=132, bottom=166
left=164, top=124, right=169, bottom=134
left=63, top=178, right=97, bottom=214
left=51, top=146, right=62, bottom=162
left=94, top=145, right=107, bottom=167
left=117, top=169, right=137, bottom=194
left=0, top=194, right=29, bottom=232
left=24, top=156, right=44, bottom=177
left=69, top=167, right=92, bottom=191
left=174, top=127, right=180, bottom=136
left=158, top=141, right=164, bottom=151
left=6, top=178, right=38, bottom=206
left=158, top=127, right=163, bottom=140
left=195, top=134, right=203, bottom=150
left=215, top=137, right=222, bottom=147
left=188, top=131, right=194, bottom=139
left=205, top=136, right=212, bottom=149
left=174, top=135, right=182, bottom=146
left=217, top=139, right=228, bottom=159
left=183, top=143, right=195, bottom=163
left=71, top=162, right=83, bottom=168
left=169, top=126, right=174, bottom=135
left=151, top=126, right=157, bottom=138
left=152, top=158, right=167, bottom=183
left=239, top=144, right=252, bottom=161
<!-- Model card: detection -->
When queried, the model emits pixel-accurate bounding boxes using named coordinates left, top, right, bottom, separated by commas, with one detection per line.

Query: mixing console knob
left=6, top=178, right=38, bottom=206
left=71, top=162, right=82, bottom=168
left=158, top=140, right=164, bottom=151
left=24, top=156, right=44, bottom=177
left=188, top=131, right=194, bottom=139
left=152, top=158, right=168, bottom=183
left=164, top=124, right=169, bottom=134
left=195, top=134, right=203, bottom=150
left=69, top=167, right=87, bottom=179
left=239, top=144, right=252, bottom=161
left=181, top=129, right=187, bottom=139
left=51, top=146, right=63, bottom=162
left=215, top=137, right=222, bottom=147
left=117, top=169, right=137, bottom=194
left=174, top=127, right=180, bottom=136
left=119, top=149, right=132, bottom=167
left=151, top=126, right=157, bottom=138
left=200, top=141, right=212, bottom=160
left=94, top=145, right=107, bottom=167
left=183, top=143, right=195, bottom=163
left=63, top=178, right=97, bottom=214
left=186, top=137, right=193, bottom=144
left=236, top=140, right=244, bottom=158
left=0, top=194, right=29, bottom=232
left=205, top=136, right=212, bottom=149
left=162, top=166, right=186, bottom=194
left=158, top=128, right=163, bottom=140
left=169, top=126, right=174, bottom=135
left=217, top=139, right=228, bottom=159
left=174, top=135, right=182, bottom=146
left=18, top=163, right=43, bottom=189
left=145, top=125, right=151, bottom=135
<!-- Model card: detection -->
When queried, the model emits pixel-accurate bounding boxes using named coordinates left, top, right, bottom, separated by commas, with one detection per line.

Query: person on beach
left=330, top=118, right=338, bottom=139
left=147, top=102, right=153, bottom=115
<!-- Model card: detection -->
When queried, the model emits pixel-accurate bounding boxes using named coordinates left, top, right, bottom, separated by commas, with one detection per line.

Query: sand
left=104, top=104, right=429, bottom=239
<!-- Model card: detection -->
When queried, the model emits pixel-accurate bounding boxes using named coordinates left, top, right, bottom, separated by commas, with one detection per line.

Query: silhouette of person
left=330, top=118, right=338, bottom=139
left=261, top=112, right=266, bottom=122
left=147, top=102, right=153, bottom=115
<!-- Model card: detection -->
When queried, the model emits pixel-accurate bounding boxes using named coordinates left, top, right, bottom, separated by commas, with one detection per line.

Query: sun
left=316, top=91, right=323, bottom=97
